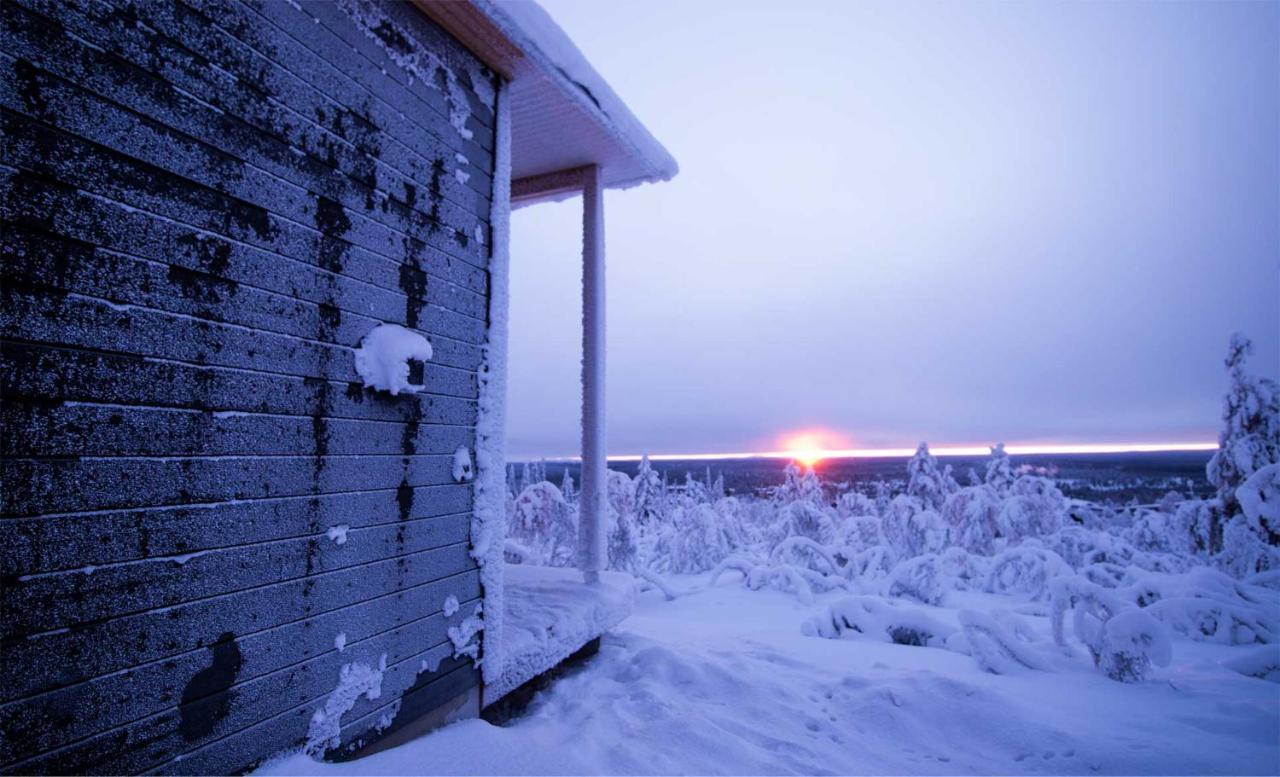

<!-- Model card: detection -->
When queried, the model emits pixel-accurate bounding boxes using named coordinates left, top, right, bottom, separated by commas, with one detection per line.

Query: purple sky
left=505, top=0, right=1279, bottom=459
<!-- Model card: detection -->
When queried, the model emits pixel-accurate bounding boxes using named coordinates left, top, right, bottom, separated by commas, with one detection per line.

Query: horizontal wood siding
left=0, top=0, right=498, bottom=772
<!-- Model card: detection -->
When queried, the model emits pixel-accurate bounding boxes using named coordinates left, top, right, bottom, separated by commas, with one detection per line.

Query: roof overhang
left=413, top=0, right=678, bottom=205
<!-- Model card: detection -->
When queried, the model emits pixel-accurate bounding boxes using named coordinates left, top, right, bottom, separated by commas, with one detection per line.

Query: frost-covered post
left=578, top=164, right=607, bottom=583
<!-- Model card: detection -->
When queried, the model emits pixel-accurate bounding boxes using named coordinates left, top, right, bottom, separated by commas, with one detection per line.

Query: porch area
left=484, top=564, right=636, bottom=708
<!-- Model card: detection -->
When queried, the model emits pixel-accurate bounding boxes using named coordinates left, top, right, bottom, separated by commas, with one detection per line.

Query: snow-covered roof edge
left=470, top=0, right=679, bottom=190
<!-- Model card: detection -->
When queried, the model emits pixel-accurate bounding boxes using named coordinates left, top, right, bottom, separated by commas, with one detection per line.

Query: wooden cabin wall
left=0, top=0, right=497, bottom=771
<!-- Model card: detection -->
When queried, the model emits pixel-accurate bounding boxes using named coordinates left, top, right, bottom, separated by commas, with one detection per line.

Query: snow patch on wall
left=452, top=447, right=474, bottom=482
left=443, top=595, right=460, bottom=618
left=334, top=632, right=347, bottom=653
left=305, top=654, right=387, bottom=757
left=448, top=604, right=484, bottom=662
left=326, top=525, right=350, bottom=545
left=454, top=169, right=471, bottom=186
left=354, top=324, right=432, bottom=395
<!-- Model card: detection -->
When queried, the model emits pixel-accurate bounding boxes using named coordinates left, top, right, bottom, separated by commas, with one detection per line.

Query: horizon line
left=510, top=441, right=1218, bottom=463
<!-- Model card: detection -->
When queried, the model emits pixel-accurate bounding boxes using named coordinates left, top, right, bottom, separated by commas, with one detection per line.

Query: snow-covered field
left=261, top=574, right=1278, bottom=775
left=263, top=345, right=1279, bottom=775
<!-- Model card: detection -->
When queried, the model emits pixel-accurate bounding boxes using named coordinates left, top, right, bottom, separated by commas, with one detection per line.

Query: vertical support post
left=578, top=165, right=606, bottom=584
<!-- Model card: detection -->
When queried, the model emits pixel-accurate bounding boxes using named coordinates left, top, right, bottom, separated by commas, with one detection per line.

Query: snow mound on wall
left=353, top=324, right=432, bottom=395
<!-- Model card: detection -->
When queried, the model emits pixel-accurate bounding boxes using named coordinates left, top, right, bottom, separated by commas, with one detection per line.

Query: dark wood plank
left=0, top=168, right=488, bottom=320
left=2, top=401, right=476, bottom=457
left=0, top=342, right=478, bottom=423
left=3, top=0, right=493, bottom=246
left=3, top=225, right=486, bottom=363
left=0, top=482, right=473, bottom=577
left=2, top=453, right=458, bottom=517
left=0, top=543, right=476, bottom=704
left=147, top=653, right=480, bottom=775
left=0, top=573, right=480, bottom=768
left=3, top=513, right=471, bottom=640
left=0, top=286, right=484, bottom=380
left=4, top=604, right=480, bottom=774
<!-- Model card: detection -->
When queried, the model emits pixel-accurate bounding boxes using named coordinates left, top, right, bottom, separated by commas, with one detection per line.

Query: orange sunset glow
left=779, top=430, right=853, bottom=468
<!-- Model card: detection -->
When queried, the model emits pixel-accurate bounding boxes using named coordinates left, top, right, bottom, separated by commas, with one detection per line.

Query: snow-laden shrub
left=632, top=455, right=665, bottom=526
left=954, top=609, right=1056, bottom=674
left=650, top=499, right=735, bottom=574
left=1173, top=499, right=1218, bottom=556
left=509, top=481, right=576, bottom=566
left=775, top=461, right=824, bottom=505
left=1217, top=518, right=1280, bottom=579
left=1121, top=568, right=1279, bottom=645
left=997, top=476, right=1066, bottom=539
left=1080, top=562, right=1133, bottom=589
left=1237, top=463, right=1280, bottom=543
left=1051, top=576, right=1172, bottom=683
left=1047, top=526, right=1115, bottom=569
left=1222, top=646, right=1280, bottom=683
left=986, top=546, right=1070, bottom=601
left=770, top=536, right=842, bottom=578
left=906, top=443, right=949, bottom=510
left=836, top=489, right=878, bottom=519
left=710, top=555, right=817, bottom=604
left=1144, top=598, right=1277, bottom=645
left=887, top=554, right=944, bottom=605
left=802, top=596, right=955, bottom=647
left=1208, top=333, right=1280, bottom=528
left=848, top=545, right=898, bottom=582
left=773, top=500, right=838, bottom=546
left=1126, top=509, right=1195, bottom=556
left=837, top=515, right=883, bottom=552
left=1247, top=570, right=1280, bottom=590
left=881, top=496, right=948, bottom=558
left=607, top=469, right=636, bottom=522
left=1098, top=609, right=1173, bottom=682
left=938, top=546, right=990, bottom=591
left=1065, top=500, right=1118, bottom=531
left=940, top=485, right=1001, bottom=554
left=985, top=443, right=1015, bottom=495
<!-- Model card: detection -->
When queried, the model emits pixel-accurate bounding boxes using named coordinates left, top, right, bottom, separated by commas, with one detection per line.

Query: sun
left=779, top=430, right=848, bottom=468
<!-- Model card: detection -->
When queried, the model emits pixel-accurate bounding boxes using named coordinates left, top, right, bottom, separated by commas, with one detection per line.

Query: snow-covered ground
left=260, top=575, right=1279, bottom=776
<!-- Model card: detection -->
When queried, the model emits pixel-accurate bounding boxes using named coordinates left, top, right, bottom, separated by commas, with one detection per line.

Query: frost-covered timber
left=0, top=0, right=500, bottom=771
left=578, top=164, right=608, bottom=582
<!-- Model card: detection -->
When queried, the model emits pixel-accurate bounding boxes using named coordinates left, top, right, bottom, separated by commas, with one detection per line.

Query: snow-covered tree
left=632, top=454, right=664, bottom=526
left=1207, top=334, right=1280, bottom=533
left=941, top=485, right=1002, bottom=554
left=985, top=443, right=1015, bottom=495
left=776, top=461, right=824, bottom=505
left=560, top=469, right=577, bottom=503
left=906, top=443, right=948, bottom=510
left=881, top=495, right=948, bottom=558
left=1238, top=464, right=1280, bottom=543
left=998, top=475, right=1066, bottom=540
left=509, top=481, right=576, bottom=566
